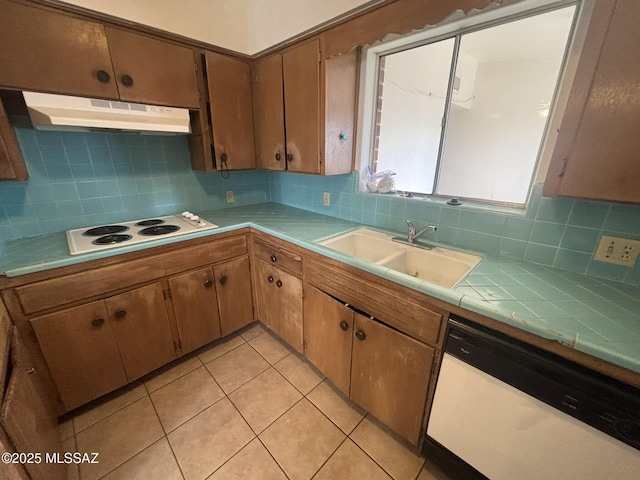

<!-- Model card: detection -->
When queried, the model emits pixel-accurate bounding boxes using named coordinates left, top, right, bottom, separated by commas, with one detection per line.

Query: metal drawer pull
left=268, top=275, right=274, bottom=283
left=204, top=279, right=213, bottom=288
left=355, top=330, right=366, bottom=341
left=219, top=275, right=228, bottom=285
left=339, top=321, right=349, bottom=331
left=91, top=318, right=105, bottom=327
left=270, top=255, right=277, bottom=262
left=115, top=309, right=127, bottom=319
left=276, top=279, right=283, bottom=288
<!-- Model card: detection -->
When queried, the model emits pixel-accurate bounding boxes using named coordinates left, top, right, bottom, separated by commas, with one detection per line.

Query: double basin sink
left=319, top=228, right=481, bottom=289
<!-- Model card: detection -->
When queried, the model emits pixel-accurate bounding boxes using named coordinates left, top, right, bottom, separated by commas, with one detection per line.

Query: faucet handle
left=406, top=220, right=415, bottom=232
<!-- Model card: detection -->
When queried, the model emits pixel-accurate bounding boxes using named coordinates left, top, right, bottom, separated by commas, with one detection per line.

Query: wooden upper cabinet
left=283, top=40, right=321, bottom=174
left=105, top=27, right=199, bottom=109
left=0, top=0, right=118, bottom=99
left=543, top=0, right=640, bottom=203
left=253, top=38, right=357, bottom=175
left=254, top=54, right=286, bottom=171
left=1, top=97, right=28, bottom=181
left=0, top=1, right=199, bottom=109
left=205, top=52, right=256, bottom=170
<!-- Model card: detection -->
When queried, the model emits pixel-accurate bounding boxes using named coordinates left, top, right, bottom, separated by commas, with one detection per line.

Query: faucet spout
left=405, top=220, right=437, bottom=244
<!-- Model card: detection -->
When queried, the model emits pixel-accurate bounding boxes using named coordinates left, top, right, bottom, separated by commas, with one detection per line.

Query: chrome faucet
left=406, top=221, right=437, bottom=245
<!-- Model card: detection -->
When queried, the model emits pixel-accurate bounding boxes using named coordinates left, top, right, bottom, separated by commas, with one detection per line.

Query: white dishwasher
left=425, top=317, right=640, bottom=480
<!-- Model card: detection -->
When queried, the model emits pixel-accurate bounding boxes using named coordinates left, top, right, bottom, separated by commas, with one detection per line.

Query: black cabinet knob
left=286, top=154, right=293, bottom=162
left=339, top=321, right=349, bottom=331
left=355, top=330, right=366, bottom=341
left=96, top=70, right=110, bottom=84
left=276, top=279, right=283, bottom=288
left=219, top=275, right=227, bottom=285
left=268, top=275, right=274, bottom=283
left=204, top=279, right=213, bottom=288
left=91, top=318, right=105, bottom=327
left=115, top=309, right=127, bottom=319
left=275, top=153, right=281, bottom=161
left=270, top=255, right=277, bottom=263
left=121, top=74, right=134, bottom=87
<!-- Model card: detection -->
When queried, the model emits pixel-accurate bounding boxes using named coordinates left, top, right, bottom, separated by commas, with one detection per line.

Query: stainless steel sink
left=320, top=228, right=481, bottom=288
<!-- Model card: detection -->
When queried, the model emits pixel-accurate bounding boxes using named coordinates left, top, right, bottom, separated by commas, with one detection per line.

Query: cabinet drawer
left=17, top=235, right=247, bottom=315
left=253, top=239, right=302, bottom=277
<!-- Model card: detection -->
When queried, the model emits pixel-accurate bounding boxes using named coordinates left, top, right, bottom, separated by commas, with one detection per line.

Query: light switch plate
left=594, top=235, right=640, bottom=267
left=323, top=192, right=330, bottom=206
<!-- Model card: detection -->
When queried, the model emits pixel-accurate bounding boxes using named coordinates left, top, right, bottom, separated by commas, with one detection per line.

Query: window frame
left=356, top=0, right=593, bottom=210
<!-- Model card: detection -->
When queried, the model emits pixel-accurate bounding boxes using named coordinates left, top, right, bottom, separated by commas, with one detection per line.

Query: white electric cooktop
left=66, top=212, right=218, bottom=255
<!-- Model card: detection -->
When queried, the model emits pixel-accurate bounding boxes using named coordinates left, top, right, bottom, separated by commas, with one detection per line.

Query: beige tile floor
left=59, top=322, right=451, bottom=480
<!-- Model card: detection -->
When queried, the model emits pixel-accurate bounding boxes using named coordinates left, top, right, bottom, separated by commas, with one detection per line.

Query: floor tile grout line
left=86, top=392, right=169, bottom=480
left=347, top=414, right=427, bottom=480
left=72, top=384, right=148, bottom=436
left=255, top=435, right=292, bottom=480
left=196, top=334, right=248, bottom=366
left=308, top=435, right=350, bottom=480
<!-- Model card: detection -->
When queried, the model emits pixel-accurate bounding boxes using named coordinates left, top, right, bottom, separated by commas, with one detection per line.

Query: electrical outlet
left=594, top=235, right=640, bottom=267
left=323, top=192, right=330, bottom=206
left=225, top=190, right=235, bottom=203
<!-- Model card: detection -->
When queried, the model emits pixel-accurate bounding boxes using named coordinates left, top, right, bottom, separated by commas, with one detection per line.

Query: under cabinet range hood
left=22, top=91, right=191, bottom=134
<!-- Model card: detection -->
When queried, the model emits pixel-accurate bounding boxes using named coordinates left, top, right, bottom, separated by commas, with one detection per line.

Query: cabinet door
left=544, top=0, right=640, bottom=203
left=30, top=301, right=127, bottom=410
left=254, top=259, right=277, bottom=330
left=254, top=259, right=303, bottom=352
left=303, top=286, right=353, bottom=395
left=351, top=313, right=434, bottom=445
left=168, top=268, right=222, bottom=354
left=206, top=52, right=256, bottom=170
left=105, top=27, right=199, bottom=108
left=254, top=54, right=286, bottom=170
left=0, top=98, right=28, bottom=181
left=283, top=40, right=321, bottom=173
left=0, top=0, right=118, bottom=98
left=105, top=283, right=177, bottom=381
left=1, top=331, right=66, bottom=480
left=214, top=255, right=254, bottom=336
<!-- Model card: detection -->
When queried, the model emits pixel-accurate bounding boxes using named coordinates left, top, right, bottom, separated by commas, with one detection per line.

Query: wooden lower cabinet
left=31, top=282, right=176, bottom=410
left=254, top=258, right=303, bottom=352
left=105, top=283, right=176, bottom=381
left=1, top=330, right=66, bottom=480
left=168, top=267, right=222, bottom=353
left=303, top=285, right=434, bottom=445
left=351, top=313, right=434, bottom=445
left=30, top=300, right=128, bottom=411
left=303, top=285, right=353, bottom=395
left=167, top=255, right=254, bottom=350
left=214, top=255, right=254, bottom=336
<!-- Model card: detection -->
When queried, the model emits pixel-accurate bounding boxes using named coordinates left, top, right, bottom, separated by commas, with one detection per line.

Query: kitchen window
left=361, top=1, right=581, bottom=207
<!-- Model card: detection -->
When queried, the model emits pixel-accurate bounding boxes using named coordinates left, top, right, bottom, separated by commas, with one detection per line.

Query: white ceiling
left=57, top=0, right=375, bottom=55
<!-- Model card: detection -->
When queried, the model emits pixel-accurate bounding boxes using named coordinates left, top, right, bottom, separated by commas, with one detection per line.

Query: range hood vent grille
left=22, top=92, right=191, bottom=135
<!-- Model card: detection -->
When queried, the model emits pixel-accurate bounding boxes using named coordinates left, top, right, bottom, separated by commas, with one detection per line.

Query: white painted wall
left=57, top=0, right=371, bottom=54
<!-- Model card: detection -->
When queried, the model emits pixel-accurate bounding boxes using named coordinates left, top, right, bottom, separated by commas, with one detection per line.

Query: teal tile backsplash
left=1, top=124, right=639, bottom=287
left=266, top=171, right=640, bottom=286
left=0, top=126, right=268, bottom=241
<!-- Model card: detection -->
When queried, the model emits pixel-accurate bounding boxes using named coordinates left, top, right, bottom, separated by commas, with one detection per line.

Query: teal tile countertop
left=2, top=203, right=639, bottom=375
